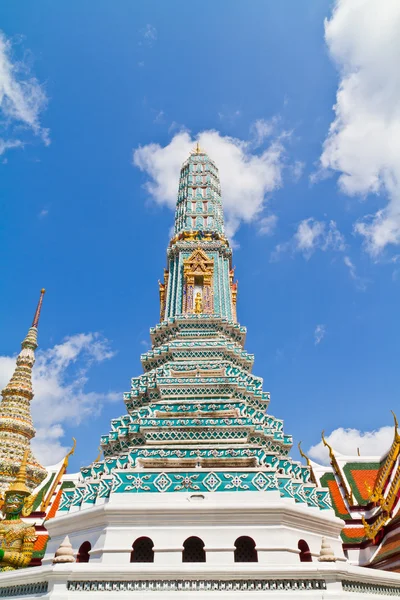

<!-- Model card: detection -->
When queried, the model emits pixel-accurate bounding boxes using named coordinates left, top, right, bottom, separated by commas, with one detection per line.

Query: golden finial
left=322, top=430, right=354, bottom=504
left=8, top=451, right=30, bottom=495
left=41, top=439, right=76, bottom=513
left=298, top=441, right=309, bottom=464
left=392, top=410, right=400, bottom=442
left=298, top=441, right=317, bottom=485
left=92, top=447, right=102, bottom=465
left=32, top=289, right=46, bottom=328
left=191, top=141, right=204, bottom=155
left=321, top=430, right=331, bottom=452
left=65, top=438, right=77, bottom=464
left=322, top=430, right=336, bottom=463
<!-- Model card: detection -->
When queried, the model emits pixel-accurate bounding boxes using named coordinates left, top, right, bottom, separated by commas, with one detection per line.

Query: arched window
left=130, top=537, right=154, bottom=563
left=234, top=536, right=258, bottom=562
left=298, top=539, right=312, bottom=562
left=76, top=541, right=91, bottom=563
left=182, top=536, right=205, bottom=562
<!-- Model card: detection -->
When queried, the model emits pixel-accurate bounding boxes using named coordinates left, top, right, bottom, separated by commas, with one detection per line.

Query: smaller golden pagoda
left=0, top=290, right=47, bottom=495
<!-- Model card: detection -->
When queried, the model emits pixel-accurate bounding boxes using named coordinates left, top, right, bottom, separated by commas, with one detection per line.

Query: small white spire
left=318, top=536, right=336, bottom=562
left=53, top=536, right=75, bottom=564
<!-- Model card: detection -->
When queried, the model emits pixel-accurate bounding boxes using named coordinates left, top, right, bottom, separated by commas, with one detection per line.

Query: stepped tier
left=56, top=148, right=332, bottom=518
left=57, top=316, right=332, bottom=513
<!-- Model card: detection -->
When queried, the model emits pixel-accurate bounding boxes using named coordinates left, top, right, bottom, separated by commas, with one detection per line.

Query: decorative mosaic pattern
left=173, top=150, right=224, bottom=237
left=58, top=489, right=75, bottom=511
left=67, top=579, right=327, bottom=592
left=57, top=149, right=333, bottom=520
left=0, top=582, right=48, bottom=597
left=342, top=461, right=381, bottom=506
left=112, top=471, right=279, bottom=494
left=342, top=581, right=400, bottom=595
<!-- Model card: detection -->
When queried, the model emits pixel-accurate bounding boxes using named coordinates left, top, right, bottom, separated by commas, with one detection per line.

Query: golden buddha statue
left=194, top=292, right=203, bottom=314
left=0, top=451, right=37, bottom=571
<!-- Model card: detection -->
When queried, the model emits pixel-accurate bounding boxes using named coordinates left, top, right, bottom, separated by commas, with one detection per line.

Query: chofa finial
left=32, top=289, right=46, bottom=328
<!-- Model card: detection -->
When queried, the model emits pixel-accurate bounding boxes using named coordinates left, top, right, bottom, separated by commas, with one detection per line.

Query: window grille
left=234, top=536, right=258, bottom=562
left=182, top=536, right=206, bottom=562
left=130, top=537, right=154, bottom=563
left=76, top=541, right=91, bottom=563
left=298, top=539, right=313, bottom=562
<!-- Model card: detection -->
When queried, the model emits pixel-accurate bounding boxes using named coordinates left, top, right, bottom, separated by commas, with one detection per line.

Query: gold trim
left=322, top=430, right=354, bottom=505
left=298, top=441, right=317, bottom=485
left=91, top=447, right=102, bottom=465
left=369, top=411, right=400, bottom=503
left=41, top=438, right=76, bottom=512
left=183, top=248, right=214, bottom=314
left=362, top=511, right=390, bottom=540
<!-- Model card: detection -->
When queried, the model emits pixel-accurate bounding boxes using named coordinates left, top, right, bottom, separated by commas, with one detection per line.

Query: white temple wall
left=44, top=491, right=346, bottom=567
left=1, top=562, right=400, bottom=599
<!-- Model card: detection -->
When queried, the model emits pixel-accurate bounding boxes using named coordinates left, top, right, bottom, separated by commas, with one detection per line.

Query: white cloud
left=250, top=118, right=275, bottom=147
left=295, top=218, right=326, bottom=253
left=258, top=215, right=277, bottom=236
left=273, top=218, right=345, bottom=259
left=133, top=128, right=287, bottom=238
left=0, top=138, right=23, bottom=156
left=38, top=208, right=48, bottom=219
left=140, top=24, right=157, bottom=46
left=343, top=254, right=367, bottom=290
left=319, top=0, right=400, bottom=256
left=291, top=160, right=305, bottom=182
left=0, top=333, right=120, bottom=465
left=153, top=110, right=164, bottom=124
left=0, top=30, right=49, bottom=153
left=343, top=255, right=356, bottom=278
left=314, top=324, right=326, bottom=345
left=308, top=425, right=395, bottom=465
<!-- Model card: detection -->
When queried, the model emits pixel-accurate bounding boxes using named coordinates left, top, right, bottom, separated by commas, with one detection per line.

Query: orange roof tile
left=327, top=479, right=350, bottom=519
left=349, top=468, right=379, bottom=501
left=33, top=534, right=49, bottom=552
left=343, top=526, right=366, bottom=539
left=372, top=530, right=400, bottom=564
left=46, top=487, right=63, bottom=520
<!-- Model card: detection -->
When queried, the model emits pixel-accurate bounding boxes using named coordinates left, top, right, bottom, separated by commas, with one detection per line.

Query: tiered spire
left=56, top=149, right=331, bottom=516
left=173, top=145, right=225, bottom=237
left=0, top=290, right=47, bottom=495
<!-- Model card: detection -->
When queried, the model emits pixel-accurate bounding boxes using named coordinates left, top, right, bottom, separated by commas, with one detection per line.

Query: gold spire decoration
left=41, top=438, right=76, bottom=513
left=0, top=290, right=48, bottom=495
left=191, top=141, right=204, bottom=155
left=298, top=441, right=317, bottom=485
left=92, top=446, right=102, bottom=465
left=8, top=450, right=30, bottom=495
left=322, top=430, right=354, bottom=505
left=369, top=411, right=400, bottom=503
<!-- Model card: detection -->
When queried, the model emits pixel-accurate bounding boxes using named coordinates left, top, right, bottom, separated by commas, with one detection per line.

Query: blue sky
left=1, top=0, right=399, bottom=471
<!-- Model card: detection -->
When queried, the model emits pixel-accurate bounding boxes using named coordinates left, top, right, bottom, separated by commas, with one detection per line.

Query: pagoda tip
left=32, top=289, right=46, bottom=329
left=191, top=141, right=204, bottom=156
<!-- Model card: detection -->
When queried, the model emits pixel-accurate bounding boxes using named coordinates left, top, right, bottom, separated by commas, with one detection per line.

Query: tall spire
left=0, top=290, right=48, bottom=495
left=32, top=288, right=45, bottom=328
left=160, top=149, right=237, bottom=322
left=173, top=147, right=225, bottom=237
